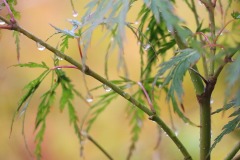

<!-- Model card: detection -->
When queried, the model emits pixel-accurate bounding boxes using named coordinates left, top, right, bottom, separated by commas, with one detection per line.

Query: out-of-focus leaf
left=87, top=92, right=118, bottom=132
left=231, top=11, right=240, bottom=19
left=212, top=100, right=236, bottom=115
left=211, top=101, right=240, bottom=152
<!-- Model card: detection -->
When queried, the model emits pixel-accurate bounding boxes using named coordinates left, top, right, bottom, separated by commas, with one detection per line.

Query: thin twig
left=83, top=132, right=113, bottom=160
left=137, top=81, right=156, bottom=114
left=214, top=19, right=235, bottom=43
left=50, top=65, right=78, bottom=70
left=3, top=0, right=16, bottom=23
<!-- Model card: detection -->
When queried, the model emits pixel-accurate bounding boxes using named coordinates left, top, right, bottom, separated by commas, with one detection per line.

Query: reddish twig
left=77, top=38, right=83, bottom=58
left=3, top=0, right=16, bottom=23
left=50, top=65, right=78, bottom=70
left=214, top=19, right=235, bottom=43
left=195, top=32, right=211, bottom=44
left=137, top=81, right=156, bottom=114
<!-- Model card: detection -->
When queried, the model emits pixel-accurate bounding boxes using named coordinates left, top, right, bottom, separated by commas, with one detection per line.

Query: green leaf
left=154, top=48, right=200, bottom=101
left=34, top=121, right=46, bottom=160
left=87, top=92, right=118, bottom=132
left=126, top=91, right=145, bottom=160
left=171, top=95, right=198, bottom=126
left=17, top=70, right=50, bottom=111
left=211, top=102, right=240, bottom=152
left=60, top=35, right=73, bottom=53
left=13, top=31, right=20, bottom=62
left=34, top=81, right=58, bottom=160
left=212, top=101, right=236, bottom=115
left=231, top=11, right=240, bottom=19
left=14, top=62, right=49, bottom=69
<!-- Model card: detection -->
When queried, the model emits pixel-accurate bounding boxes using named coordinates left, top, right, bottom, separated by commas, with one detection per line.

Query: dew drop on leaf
left=86, top=94, right=93, bottom=103
left=72, top=11, right=78, bottom=17
left=37, top=42, right=45, bottom=51
left=103, top=84, right=111, bottom=92
left=0, top=20, right=6, bottom=25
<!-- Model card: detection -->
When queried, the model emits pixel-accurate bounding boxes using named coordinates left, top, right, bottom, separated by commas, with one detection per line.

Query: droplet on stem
left=210, top=99, right=214, bottom=104
left=174, top=130, right=179, bottom=136
left=86, top=94, right=93, bottom=103
left=0, top=20, right=6, bottom=25
left=57, top=56, right=63, bottom=61
left=134, top=21, right=139, bottom=25
left=72, top=11, right=78, bottom=17
left=37, top=42, right=45, bottom=51
left=103, top=84, right=111, bottom=92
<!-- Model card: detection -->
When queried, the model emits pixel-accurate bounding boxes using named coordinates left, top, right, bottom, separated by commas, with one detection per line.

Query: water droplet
left=146, top=27, right=149, bottom=31
left=198, top=0, right=203, bottom=6
left=103, top=84, right=111, bottom=92
left=158, top=84, right=162, bottom=88
left=137, top=119, right=143, bottom=128
left=86, top=94, right=93, bottom=103
left=0, top=20, right=6, bottom=25
left=137, top=41, right=141, bottom=46
left=134, top=21, right=139, bottom=25
left=56, top=56, right=63, bottom=60
left=167, top=29, right=172, bottom=33
left=57, top=67, right=62, bottom=70
left=210, top=99, right=214, bottom=104
left=110, top=37, right=114, bottom=42
left=81, top=130, right=88, bottom=137
left=185, top=122, right=189, bottom=126
left=72, top=11, right=78, bottom=17
left=143, top=44, right=151, bottom=51
left=37, top=42, right=45, bottom=51
left=174, top=130, right=179, bottom=136
left=220, top=32, right=223, bottom=36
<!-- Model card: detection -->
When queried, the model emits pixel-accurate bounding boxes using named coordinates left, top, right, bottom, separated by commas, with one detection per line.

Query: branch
left=225, top=141, right=240, bottom=160
left=81, top=131, right=113, bottom=160
left=0, top=16, right=192, bottom=160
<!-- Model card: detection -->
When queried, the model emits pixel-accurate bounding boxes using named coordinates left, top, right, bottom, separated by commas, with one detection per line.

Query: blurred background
left=0, top=0, right=239, bottom=160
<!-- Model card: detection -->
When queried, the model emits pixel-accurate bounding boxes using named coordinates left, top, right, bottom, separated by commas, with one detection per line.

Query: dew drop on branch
left=72, top=11, right=78, bottom=17
left=37, top=42, right=45, bottom=51
left=134, top=21, right=139, bottom=25
left=57, top=56, right=63, bottom=60
left=174, top=130, right=179, bottom=136
left=210, top=99, right=214, bottom=104
left=103, top=84, right=112, bottom=92
left=0, top=20, right=6, bottom=25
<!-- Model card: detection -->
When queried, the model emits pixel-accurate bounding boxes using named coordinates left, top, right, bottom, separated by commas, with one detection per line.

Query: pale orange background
left=0, top=1, right=239, bottom=160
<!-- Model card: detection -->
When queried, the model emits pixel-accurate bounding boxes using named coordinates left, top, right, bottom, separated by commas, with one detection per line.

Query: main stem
left=0, top=16, right=192, bottom=160
left=198, top=94, right=211, bottom=160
